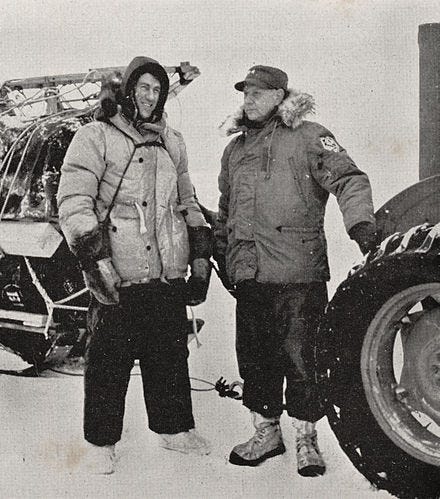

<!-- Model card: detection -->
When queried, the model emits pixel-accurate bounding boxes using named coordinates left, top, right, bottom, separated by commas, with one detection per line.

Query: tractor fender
left=376, top=174, right=440, bottom=239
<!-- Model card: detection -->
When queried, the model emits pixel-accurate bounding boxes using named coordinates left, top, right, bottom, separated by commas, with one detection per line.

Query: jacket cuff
left=345, top=215, right=376, bottom=235
left=348, top=220, right=376, bottom=240
left=187, top=226, right=213, bottom=261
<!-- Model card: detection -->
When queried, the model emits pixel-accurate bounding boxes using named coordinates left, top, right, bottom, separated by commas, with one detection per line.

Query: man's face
left=243, top=85, right=283, bottom=122
left=134, top=72, right=161, bottom=120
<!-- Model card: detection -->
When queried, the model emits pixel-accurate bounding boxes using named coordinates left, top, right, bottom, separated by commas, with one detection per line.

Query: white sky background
left=1, top=0, right=439, bottom=288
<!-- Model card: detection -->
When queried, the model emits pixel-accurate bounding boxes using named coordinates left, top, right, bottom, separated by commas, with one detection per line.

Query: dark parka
left=217, top=90, right=375, bottom=284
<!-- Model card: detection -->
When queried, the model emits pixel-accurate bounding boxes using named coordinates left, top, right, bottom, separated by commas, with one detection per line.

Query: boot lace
left=297, top=431, right=320, bottom=454
left=254, top=427, right=268, bottom=444
left=253, top=422, right=280, bottom=446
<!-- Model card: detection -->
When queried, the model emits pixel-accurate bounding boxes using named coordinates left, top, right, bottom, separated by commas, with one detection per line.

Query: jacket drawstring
left=265, top=121, right=278, bottom=180
left=169, top=203, right=176, bottom=268
left=134, top=202, right=148, bottom=235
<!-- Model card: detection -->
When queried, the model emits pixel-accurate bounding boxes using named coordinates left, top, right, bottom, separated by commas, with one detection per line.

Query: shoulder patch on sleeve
left=320, top=136, right=340, bottom=152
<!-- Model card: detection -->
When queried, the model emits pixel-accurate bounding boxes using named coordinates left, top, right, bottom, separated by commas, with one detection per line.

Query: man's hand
left=83, top=258, right=121, bottom=305
left=349, top=221, right=377, bottom=255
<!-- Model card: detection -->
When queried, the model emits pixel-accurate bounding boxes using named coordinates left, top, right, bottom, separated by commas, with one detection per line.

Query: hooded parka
left=217, top=90, right=375, bottom=285
left=56, top=58, right=211, bottom=446
left=57, top=58, right=207, bottom=286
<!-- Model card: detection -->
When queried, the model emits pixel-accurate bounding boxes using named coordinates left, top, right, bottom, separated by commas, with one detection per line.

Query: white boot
left=292, top=419, right=326, bottom=477
left=82, top=443, right=116, bottom=475
left=160, top=429, right=211, bottom=456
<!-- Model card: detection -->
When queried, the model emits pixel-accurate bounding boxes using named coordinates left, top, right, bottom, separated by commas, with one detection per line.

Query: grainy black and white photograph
left=0, top=1, right=439, bottom=498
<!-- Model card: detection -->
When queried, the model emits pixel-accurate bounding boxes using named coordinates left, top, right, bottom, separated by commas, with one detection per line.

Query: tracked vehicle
left=317, top=23, right=440, bottom=498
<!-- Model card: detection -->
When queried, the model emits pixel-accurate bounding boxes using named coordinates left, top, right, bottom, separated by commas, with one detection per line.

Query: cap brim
left=234, top=77, right=272, bottom=92
left=234, top=80, right=246, bottom=91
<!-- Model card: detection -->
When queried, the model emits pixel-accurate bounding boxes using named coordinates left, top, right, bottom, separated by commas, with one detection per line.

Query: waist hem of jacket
left=119, top=270, right=187, bottom=287
left=230, top=274, right=331, bottom=285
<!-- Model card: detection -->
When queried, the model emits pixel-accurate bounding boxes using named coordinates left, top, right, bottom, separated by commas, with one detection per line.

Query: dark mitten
left=83, top=258, right=121, bottom=305
left=187, top=258, right=212, bottom=306
left=187, top=225, right=213, bottom=261
left=349, top=221, right=377, bottom=255
left=186, top=226, right=213, bottom=306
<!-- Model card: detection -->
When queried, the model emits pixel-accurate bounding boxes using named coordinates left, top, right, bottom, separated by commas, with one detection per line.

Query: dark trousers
left=84, top=280, right=195, bottom=446
left=235, top=280, right=328, bottom=423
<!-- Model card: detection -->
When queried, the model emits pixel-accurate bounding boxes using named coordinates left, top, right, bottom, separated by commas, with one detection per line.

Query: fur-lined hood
left=220, top=89, right=315, bottom=136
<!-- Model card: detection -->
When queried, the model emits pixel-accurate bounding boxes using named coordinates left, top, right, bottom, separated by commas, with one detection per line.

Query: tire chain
left=317, top=222, right=440, bottom=499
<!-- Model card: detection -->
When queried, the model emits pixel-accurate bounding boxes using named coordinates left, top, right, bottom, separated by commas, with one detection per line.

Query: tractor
left=316, top=23, right=440, bottom=498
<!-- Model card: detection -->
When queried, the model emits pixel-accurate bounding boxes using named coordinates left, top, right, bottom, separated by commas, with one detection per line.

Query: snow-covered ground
left=0, top=275, right=392, bottom=499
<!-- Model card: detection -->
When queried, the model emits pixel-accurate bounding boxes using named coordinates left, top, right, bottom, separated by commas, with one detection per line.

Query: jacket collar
left=220, top=89, right=315, bottom=136
left=109, top=112, right=166, bottom=145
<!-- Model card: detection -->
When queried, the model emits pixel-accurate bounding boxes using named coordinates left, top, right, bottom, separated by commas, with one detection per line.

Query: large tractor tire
left=317, top=224, right=440, bottom=498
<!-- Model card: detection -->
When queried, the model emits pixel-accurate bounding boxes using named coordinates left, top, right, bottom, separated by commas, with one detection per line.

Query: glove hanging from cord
left=69, top=226, right=121, bottom=305
left=83, top=258, right=121, bottom=305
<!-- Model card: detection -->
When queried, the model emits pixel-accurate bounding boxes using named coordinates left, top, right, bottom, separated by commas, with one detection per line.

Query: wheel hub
left=399, top=308, right=440, bottom=424
left=361, top=283, right=440, bottom=466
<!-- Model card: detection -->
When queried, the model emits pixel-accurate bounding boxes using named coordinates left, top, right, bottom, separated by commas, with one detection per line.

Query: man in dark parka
left=215, top=65, right=376, bottom=476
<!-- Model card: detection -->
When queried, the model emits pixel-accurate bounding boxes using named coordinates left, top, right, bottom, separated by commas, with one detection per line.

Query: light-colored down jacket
left=57, top=112, right=206, bottom=284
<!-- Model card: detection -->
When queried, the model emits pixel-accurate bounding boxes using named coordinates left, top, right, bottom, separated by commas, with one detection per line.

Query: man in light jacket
left=57, top=56, right=212, bottom=474
left=215, top=65, right=376, bottom=476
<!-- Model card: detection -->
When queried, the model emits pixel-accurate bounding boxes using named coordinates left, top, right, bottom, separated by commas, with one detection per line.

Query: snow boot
left=160, top=429, right=211, bottom=456
left=229, top=412, right=286, bottom=466
left=82, top=443, right=116, bottom=475
left=293, top=419, right=326, bottom=477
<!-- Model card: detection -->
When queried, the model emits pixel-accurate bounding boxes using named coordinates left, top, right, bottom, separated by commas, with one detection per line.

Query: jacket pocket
left=255, top=225, right=329, bottom=283
left=108, top=203, right=149, bottom=281
left=279, top=226, right=327, bottom=279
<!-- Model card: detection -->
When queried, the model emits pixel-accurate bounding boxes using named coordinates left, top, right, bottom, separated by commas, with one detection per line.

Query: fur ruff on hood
left=219, top=89, right=315, bottom=136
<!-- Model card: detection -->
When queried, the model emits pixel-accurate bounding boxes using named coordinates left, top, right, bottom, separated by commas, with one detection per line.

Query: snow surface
left=0, top=276, right=393, bottom=499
